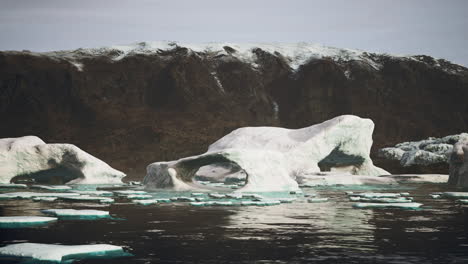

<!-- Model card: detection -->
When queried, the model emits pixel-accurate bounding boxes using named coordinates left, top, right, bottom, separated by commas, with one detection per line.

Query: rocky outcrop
left=378, top=134, right=468, bottom=174
left=449, top=137, right=468, bottom=187
left=0, top=136, right=125, bottom=184
left=143, top=115, right=388, bottom=192
left=1, top=42, right=467, bottom=178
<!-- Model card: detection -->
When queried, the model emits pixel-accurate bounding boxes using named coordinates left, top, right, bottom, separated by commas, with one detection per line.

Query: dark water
left=1, top=183, right=468, bottom=263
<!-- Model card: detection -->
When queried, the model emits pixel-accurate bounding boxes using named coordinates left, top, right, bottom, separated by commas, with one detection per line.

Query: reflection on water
left=0, top=183, right=467, bottom=263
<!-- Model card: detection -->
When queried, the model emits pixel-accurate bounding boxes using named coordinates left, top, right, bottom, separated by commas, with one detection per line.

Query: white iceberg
left=143, top=115, right=388, bottom=192
left=352, top=202, right=422, bottom=209
left=0, top=243, right=127, bottom=262
left=0, top=216, right=57, bottom=228
left=42, top=209, right=109, bottom=219
left=0, top=136, right=125, bottom=184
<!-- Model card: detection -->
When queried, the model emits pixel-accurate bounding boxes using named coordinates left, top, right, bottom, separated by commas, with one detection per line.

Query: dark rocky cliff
left=1, top=42, right=467, bottom=179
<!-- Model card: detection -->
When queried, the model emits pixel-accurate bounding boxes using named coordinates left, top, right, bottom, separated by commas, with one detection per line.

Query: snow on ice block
left=33, top=197, right=58, bottom=202
left=126, top=194, right=153, bottom=200
left=114, top=190, right=147, bottom=195
left=0, top=184, right=27, bottom=189
left=42, top=209, right=110, bottom=219
left=31, top=185, right=72, bottom=191
left=442, top=192, right=468, bottom=199
left=307, top=198, right=329, bottom=203
left=0, top=216, right=57, bottom=228
left=133, top=199, right=158, bottom=205
left=352, top=202, right=422, bottom=209
left=0, top=242, right=128, bottom=262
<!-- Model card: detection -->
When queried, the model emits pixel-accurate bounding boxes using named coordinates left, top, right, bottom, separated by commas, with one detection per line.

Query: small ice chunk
left=133, top=199, right=158, bottom=205
left=442, top=192, right=468, bottom=199
left=60, top=195, right=114, bottom=203
left=212, top=201, right=234, bottom=206
left=71, top=190, right=113, bottom=196
left=126, top=194, right=153, bottom=200
left=308, top=198, right=329, bottom=203
left=208, top=193, right=226, bottom=199
left=190, top=202, right=207, bottom=206
left=32, top=197, right=58, bottom=202
left=430, top=194, right=441, bottom=199
left=349, top=196, right=361, bottom=201
left=0, top=184, right=27, bottom=189
left=278, top=198, right=297, bottom=203
left=171, top=197, right=196, bottom=202
left=353, top=193, right=401, bottom=198
left=352, top=202, right=422, bottom=209
left=400, top=192, right=410, bottom=196
left=114, top=190, right=147, bottom=195
left=226, top=193, right=243, bottom=199
left=457, top=199, right=468, bottom=204
left=0, top=216, right=57, bottom=228
left=42, top=209, right=109, bottom=219
left=0, top=243, right=127, bottom=262
left=31, top=185, right=72, bottom=191
left=155, top=198, right=171, bottom=203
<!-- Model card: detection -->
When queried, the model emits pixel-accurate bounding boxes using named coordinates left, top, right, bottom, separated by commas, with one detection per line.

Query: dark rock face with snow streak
left=1, top=42, right=467, bottom=177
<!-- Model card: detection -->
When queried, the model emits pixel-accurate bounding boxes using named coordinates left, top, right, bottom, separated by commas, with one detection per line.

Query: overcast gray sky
left=1, top=0, right=467, bottom=66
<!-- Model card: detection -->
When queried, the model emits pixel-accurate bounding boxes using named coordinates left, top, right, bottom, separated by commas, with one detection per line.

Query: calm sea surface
left=0, top=183, right=467, bottom=263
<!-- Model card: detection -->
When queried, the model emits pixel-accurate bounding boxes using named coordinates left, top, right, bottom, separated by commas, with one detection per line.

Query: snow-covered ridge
left=7, top=41, right=466, bottom=74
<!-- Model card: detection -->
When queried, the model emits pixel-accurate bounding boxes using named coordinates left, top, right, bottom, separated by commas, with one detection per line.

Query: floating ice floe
left=0, top=136, right=126, bottom=184
left=457, top=199, right=468, bottom=204
left=170, top=197, right=196, bottom=202
left=60, top=195, right=114, bottom=203
left=114, top=190, right=147, bottom=195
left=42, top=209, right=110, bottom=219
left=430, top=194, right=442, bottom=199
left=144, top=115, right=388, bottom=192
left=307, top=198, right=329, bottom=203
left=400, top=192, right=410, bottom=196
left=154, top=198, right=171, bottom=203
left=350, top=193, right=402, bottom=198
left=33, top=197, right=58, bottom=202
left=442, top=192, right=468, bottom=199
left=126, top=194, right=153, bottom=200
left=133, top=199, right=158, bottom=205
left=71, top=190, right=113, bottom=196
left=0, top=192, right=80, bottom=199
left=31, top=185, right=72, bottom=191
left=0, top=184, right=27, bottom=189
left=0, top=242, right=128, bottom=262
left=350, top=197, right=413, bottom=203
left=352, top=202, right=422, bottom=209
left=208, top=193, right=226, bottom=199
left=0, top=216, right=57, bottom=228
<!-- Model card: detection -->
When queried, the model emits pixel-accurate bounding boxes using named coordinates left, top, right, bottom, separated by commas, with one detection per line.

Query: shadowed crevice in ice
left=318, top=147, right=366, bottom=172
left=11, top=166, right=84, bottom=185
left=0, top=243, right=131, bottom=263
